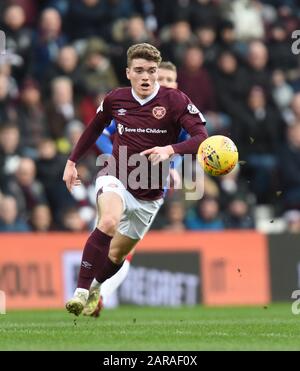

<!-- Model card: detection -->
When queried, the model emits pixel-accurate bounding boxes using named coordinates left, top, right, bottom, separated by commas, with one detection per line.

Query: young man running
left=63, top=43, right=207, bottom=316
left=90, top=61, right=186, bottom=316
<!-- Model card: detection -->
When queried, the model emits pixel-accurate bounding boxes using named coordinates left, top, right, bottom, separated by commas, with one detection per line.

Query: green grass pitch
left=0, top=303, right=300, bottom=350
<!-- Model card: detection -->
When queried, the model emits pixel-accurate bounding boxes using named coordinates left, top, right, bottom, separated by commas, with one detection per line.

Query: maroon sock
left=95, top=258, right=124, bottom=284
left=77, top=228, right=112, bottom=290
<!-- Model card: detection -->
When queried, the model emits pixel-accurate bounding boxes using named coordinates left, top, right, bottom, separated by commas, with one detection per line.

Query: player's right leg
left=83, top=231, right=138, bottom=316
left=66, top=188, right=123, bottom=316
left=88, top=194, right=163, bottom=317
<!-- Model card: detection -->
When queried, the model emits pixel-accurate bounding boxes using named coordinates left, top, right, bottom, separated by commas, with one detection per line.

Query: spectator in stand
left=223, top=195, right=255, bottom=229
left=278, top=122, right=300, bottom=210
left=212, top=49, right=250, bottom=142
left=9, top=0, right=40, bottom=27
left=267, top=21, right=298, bottom=73
left=217, top=164, right=256, bottom=210
left=36, top=138, right=74, bottom=223
left=194, top=23, right=220, bottom=72
left=163, top=200, right=186, bottom=232
left=105, top=0, right=137, bottom=31
left=64, top=120, right=86, bottom=150
left=153, top=0, right=191, bottom=27
left=283, top=93, right=300, bottom=127
left=242, top=86, right=285, bottom=203
left=29, top=204, right=54, bottom=232
left=1, top=4, right=32, bottom=81
left=60, top=207, right=87, bottom=231
left=0, top=124, right=23, bottom=186
left=4, top=157, right=47, bottom=221
left=178, top=46, right=216, bottom=113
left=30, top=8, right=67, bottom=81
left=0, top=62, right=19, bottom=101
left=111, top=14, right=155, bottom=85
left=246, top=40, right=272, bottom=98
left=160, top=20, right=196, bottom=68
left=178, top=45, right=230, bottom=135
left=272, top=69, right=294, bottom=112
left=126, top=14, right=155, bottom=44
left=190, top=0, right=221, bottom=30
left=45, top=0, right=70, bottom=17
left=78, top=38, right=119, bottom=96
left=0, top=195, right=30, bottom=232
left=226, top=0, right=265, bottom=41
left=43, top=45, right=81, bottom=97
left=217, top=19, right=246, bottom=57
left=65, top=0, right=109, bottom=41
left=17, top=78, right=48, bottom=151
left=185, top=196, right=224, bottom=231
left=0, top=74, right=17, bottom=124
left=45, top=77, right=79, bottom=142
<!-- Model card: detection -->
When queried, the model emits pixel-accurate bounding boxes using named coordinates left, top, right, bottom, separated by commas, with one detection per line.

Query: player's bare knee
left=108, top=251, right=125, bottom=264
left=98, top=215, right=119, bottom=235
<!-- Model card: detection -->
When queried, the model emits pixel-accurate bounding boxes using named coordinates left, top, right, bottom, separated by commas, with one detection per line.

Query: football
left=197, top=135, right=238, bottom=176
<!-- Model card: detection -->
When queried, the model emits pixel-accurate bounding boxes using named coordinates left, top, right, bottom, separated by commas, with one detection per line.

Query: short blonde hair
left=159, top=61, right=177, bottom=73
left=127, top=43, right=162, bottom=67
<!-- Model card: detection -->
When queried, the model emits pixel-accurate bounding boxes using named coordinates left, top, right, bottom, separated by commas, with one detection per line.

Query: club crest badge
left=187, top=104, right=200, bottom=114
left=152, top=106, right=166, bottom=119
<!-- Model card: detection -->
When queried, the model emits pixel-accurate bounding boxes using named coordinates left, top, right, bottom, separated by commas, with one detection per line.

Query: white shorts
left=95, top=175, right=163, bottom=240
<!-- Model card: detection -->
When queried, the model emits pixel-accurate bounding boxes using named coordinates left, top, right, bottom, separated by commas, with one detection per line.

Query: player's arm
left=171, top=94, right=208, bottom=155
left=63, top=96, right=113, bottom=192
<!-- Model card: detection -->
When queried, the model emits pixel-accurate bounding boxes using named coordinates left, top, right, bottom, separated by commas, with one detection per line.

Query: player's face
left=158, top=68, right=178, bottom=88
left=126, top=59, right=159, bottom=99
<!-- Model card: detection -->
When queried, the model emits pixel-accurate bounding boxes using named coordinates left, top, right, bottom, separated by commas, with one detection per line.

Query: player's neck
left=131, top=82, right=160, bottom=106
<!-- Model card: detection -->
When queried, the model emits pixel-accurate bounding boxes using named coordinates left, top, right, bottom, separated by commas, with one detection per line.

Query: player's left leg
left=101, top=251, right=134, bottom=305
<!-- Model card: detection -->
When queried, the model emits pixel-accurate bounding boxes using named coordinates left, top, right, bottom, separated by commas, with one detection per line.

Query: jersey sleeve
left=69, top=92, right=113, bottom=163
left=171, top=90, right=208, bottom=155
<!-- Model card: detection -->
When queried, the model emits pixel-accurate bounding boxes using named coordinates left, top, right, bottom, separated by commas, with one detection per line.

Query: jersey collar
left=131, top=82, right=160, bottom=106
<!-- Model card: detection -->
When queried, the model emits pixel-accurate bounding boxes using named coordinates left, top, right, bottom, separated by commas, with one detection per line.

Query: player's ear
left=126, top=67, right=130, bottom=80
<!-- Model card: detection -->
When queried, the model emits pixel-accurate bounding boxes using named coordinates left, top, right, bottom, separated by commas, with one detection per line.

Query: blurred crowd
left=0, top=0, right=300, bottom=234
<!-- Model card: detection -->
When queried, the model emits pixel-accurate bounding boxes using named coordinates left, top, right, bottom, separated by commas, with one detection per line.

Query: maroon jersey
left=70, top=85, right=208, bottom=200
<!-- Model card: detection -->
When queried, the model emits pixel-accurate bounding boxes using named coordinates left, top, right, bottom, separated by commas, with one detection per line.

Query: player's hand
left=140, top=145, right=174, bottom=166
left=168, top=168, right=182, bottom=189
left=63, top=160, right=81, bottom=192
